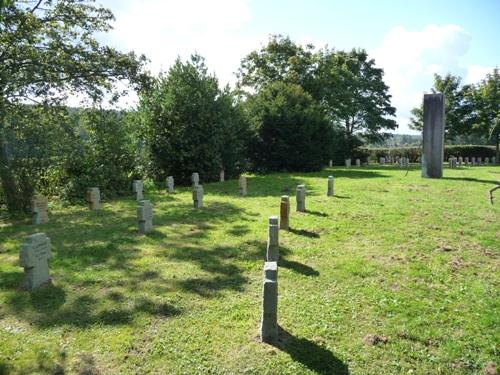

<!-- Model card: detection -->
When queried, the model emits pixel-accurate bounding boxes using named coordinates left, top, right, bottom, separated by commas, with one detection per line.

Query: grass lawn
left=0, top=165, right=499, bottom=374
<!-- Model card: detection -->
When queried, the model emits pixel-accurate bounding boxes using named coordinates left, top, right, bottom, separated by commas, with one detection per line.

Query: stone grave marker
left=132, top=180, right=144, bottom=201
left=465, top=157, right=469, bottom=165
left=260, top=261, right=278, bottom=343
left=166, top=176, right=174, bottom=193
left=137, top=200, right=153, bottom=234
left=471, top=157, right=476, bottom=165
left=31, top=195, right=48, bottom=225
left=193, top=185, right=203, bottom=208
left=266, top=216, right=279, bottom=262
left=327, top=176, right=334, bottom=197
left=220, top=170, right=225, bottom=182
left=492, top=157, right=496, bottom=164
left=296, top=185, right=306, bottom=212
left=192, top=172, right=200, bottom=187
left=345, top=158, right=351, bottom=168
left=458, top=156, right=463, bottom=166
left=20, top=233, right=52, bottom=290
left=239, top=176, right=247, bottom=196
left=329, top=160, right=333, bottom=167
left=280, top=196, right=290, bottom=231
left=380, top=157, right=386, bottom=165
left=86, top=187, right=100, bottom=210
left=477, top=157, right=482, bottom=165
left=485, top=157, right=490, bottom=164
left=356, top=158, right=361, bottom=167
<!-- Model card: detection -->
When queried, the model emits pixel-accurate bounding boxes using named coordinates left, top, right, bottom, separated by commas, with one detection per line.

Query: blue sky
left=100, top=0, right=500, bottom=134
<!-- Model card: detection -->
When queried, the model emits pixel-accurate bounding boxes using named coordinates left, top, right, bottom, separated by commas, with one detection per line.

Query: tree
left=409, top=73, right=474, bottom=140
left=139, top=54, right=249, bottom=184
left=471, top=68, right=500, bottom=163
left=237, top=35, right=318, bottom=97
left=0, top=0, right=147, bottom=212
left=246, top=82, right=333, bottom=172
left=317, top=49, right=397, bottom=144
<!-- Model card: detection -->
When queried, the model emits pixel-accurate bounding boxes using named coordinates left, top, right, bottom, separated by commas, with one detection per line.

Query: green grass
left=1, top=165, right=499, bottom=374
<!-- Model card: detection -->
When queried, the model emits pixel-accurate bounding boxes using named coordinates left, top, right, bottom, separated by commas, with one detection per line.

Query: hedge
left=362, top=145, right=497, bottom=163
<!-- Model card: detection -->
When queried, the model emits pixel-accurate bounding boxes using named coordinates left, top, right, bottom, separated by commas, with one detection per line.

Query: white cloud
left=465, top=65, right=494, bottom=84
left=371, top=24, right=472, bottom=134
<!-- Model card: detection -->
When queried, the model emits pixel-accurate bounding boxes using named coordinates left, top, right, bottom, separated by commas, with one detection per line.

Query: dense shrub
left=247, top=82, right=334, bottom=172
left=139, top=55, right=249, bottom=184
left=363, top=145, right=496, bottom=162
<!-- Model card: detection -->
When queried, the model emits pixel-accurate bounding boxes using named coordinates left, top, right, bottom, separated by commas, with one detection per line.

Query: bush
left=247, top=82, right=334, bottom=172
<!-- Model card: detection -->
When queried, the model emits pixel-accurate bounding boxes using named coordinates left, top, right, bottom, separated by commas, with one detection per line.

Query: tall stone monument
left=31, top=195, right=49, bottom=225
left=137, top=200, right=153, bottom=234
left=296, top=185, right=306, bottom=212
left=20, top=233, right=52, bottom=290
left=422, top=93, right=445, bottom=178
left=266, top=216, right=279, bottom=262
left=260, top=261, right=278, bottom=343
left=132, top=180, right=144, bottom=201
left=279, top=196, right=290, bottom=231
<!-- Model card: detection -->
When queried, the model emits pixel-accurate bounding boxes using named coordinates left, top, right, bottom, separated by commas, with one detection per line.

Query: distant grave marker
left=137, top=200, right=153, bottom=234
left=19, top=233, right=52, bottom=290
left=296, top=185, right=306, bottom=212
left=280, top=196, right=290, bottom=231
left=31, top=195, right=48, bottom=225
left=86, top=187, right=100, bottom=210
left=193, top=185, right=204, bottom=208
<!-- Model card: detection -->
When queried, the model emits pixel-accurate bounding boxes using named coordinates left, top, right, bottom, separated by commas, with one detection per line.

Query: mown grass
left=0, top=165, right=499, bottom=374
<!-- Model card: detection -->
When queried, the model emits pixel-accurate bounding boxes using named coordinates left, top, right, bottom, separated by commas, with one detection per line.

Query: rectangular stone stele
left=220, top=170, right=225, bottom=182
left=329, top=160, right=333, bottom=167
left=356, top=158, right=361, bottom=167
left=296, top=185, right=306, bottom=212
left=132, top=180, right=144, bottom=201
left=85, top=187, right=100, bottom=210
left=192, top=185, right=204, bottom=208
left=260, top=262, right=278, bottom=343
left=137, top=200, right=153, bottom=234
left=267, top=216, right=279, bottom=262
left=239, top=176, right=247, bottom=196
left=192, top=172, right=200, bottom=187
left=166, top=176, right=174, bottom=193
left=345, top=159, right=351, bottom=168
left=279, top=196, right=290, bottom=231
left=31, top=195, right=49, bottom=225
left=422, top=93, right=445, bottom=178
left=19, top=233, right=52, bottom=290
left=327, top=176, right=334, bottom=197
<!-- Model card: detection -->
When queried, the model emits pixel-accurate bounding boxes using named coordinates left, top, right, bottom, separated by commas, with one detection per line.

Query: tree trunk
left=496, top=133, right=499, bottom=165
left=0, top=111, right=22, bottom=212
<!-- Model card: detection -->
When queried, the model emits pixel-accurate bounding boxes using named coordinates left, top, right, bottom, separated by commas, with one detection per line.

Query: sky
left=98, top=0, right=500, bottom=134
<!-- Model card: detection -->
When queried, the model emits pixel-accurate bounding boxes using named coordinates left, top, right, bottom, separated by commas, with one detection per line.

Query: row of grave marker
left=21, top=174, right=332, bottom=291
left=334, top=156, right=497, bottom=168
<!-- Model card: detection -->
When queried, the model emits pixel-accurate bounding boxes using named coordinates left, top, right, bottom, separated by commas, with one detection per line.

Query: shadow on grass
left=279, top=258, right=319, bottom=277
left=289, top=227, right=320, bottom=239
left=305, top=209, right=328, bottom=217
left=442, top=176, right=499, bottom=185
left=272, top=326, right=349, bottom=375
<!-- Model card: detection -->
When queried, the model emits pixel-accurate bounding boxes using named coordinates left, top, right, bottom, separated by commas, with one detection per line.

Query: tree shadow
left=271, top=326, right=349, bottom=375
left=334, top=195, right=351, bottom=199
left=279, top=258, right=319, bottom=277
left=289, top=227, right=320, bottom=239
left=305, top=209, right=328, bottom=217
left=442, top=176, right=499, bottom=185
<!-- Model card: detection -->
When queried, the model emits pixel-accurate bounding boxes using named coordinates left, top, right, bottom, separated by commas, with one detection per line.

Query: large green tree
left=471, top=68, right=500, bottom=163
left=409, top=73, right=474, bottom=139
left=0, top=0, right=147, bottom=212
left=139, top=54, right=249, bottom=183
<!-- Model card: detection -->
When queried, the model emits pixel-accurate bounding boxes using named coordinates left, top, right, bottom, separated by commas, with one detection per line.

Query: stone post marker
left=477, top=157, right=482, bottom=165
left=464, top=157, right=469, bottom=165
left=166, top=176, right=174, bottom=193
left=260, top=261, right=278, bottom=343
left=279, top=196, right=290, bottom=231
left=20, top=233, right=52, bottom=290
left=458, top=156, right=463, bottom=166
left=296, top=185, right=306, bottom=212
left=86, top=187, right=100, bottom=210
left=356, top=158, right=361, bottom=167
left=137, top=200, right=153, bottom=234
left=422, top=93, right=445, bottom=178
left=380, top=157, right=386, bottom=165
left=239, top=175, right=247, bottom=196
left=266, top=216, right=279, bottom=262
left=329, top=160, right=333, bottom=167
left=132, top=180, right=144, bottom=201
left=345, top=158, right=351, bottom=168
left=192, top=172, right=200, bottom=187
left=485, top=157, right=490, bottom=164
left=327, top=176, right=334, bottom=197
left=31, top=195, right=48, bottom=225
left=471, top=157, right=476, bottom=165
left=193, top=185, right=204, bottom=208
left=220, top=170, right=225, bottom=182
